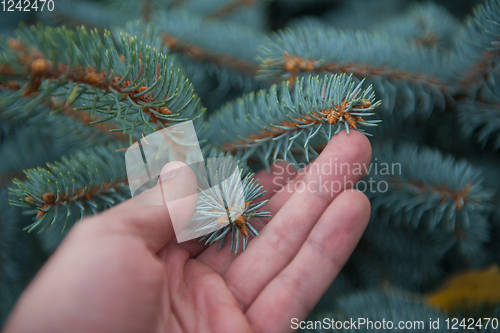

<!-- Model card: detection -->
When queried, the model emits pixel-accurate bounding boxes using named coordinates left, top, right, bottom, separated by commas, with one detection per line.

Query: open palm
left=4, top=130, right=371, bottom=333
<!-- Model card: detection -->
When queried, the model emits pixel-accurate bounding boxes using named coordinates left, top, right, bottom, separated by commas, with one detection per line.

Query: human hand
left=3, top=130, right=372, bottom=333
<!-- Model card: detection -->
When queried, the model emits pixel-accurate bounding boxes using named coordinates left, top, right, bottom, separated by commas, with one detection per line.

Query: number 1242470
left=2, top=0, right=54, bottom=12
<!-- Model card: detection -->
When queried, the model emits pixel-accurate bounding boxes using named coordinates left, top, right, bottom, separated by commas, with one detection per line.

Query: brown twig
left=28, top=179, right=128, bottom=218
left=221, top=99, right=372, bottom=152
left=267, top=53, right=450, bottom=93
left=162, top=34, right=258, bottom=75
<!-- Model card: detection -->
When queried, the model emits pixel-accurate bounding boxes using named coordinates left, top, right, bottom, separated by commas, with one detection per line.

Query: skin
left=3, top=130, right=372, bottom=333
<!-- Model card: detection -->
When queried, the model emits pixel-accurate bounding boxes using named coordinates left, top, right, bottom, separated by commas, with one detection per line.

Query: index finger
left=223, top=130, right=371, bottom=310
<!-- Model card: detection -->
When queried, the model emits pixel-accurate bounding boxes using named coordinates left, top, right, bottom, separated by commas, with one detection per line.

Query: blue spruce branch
left=451, top=0, right=500, bottom=94
left=208, top=73, right=381, bottom=168
left=9, top=142, right=130, bottom=234
left=115, top=11, right=265, bottom=97
left=0, top=24, right=205, bottom=144
left=257, top=26, right=454, bottom=119
left=374, top=2, right=460, bottom=50
left=367, top=141, right=494, bottom=232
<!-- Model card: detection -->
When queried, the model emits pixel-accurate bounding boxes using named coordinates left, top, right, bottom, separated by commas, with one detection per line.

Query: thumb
left=86, top=161, right=199, bottom=252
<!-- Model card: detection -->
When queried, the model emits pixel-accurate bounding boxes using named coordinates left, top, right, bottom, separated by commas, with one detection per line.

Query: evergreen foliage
left=196, top=170, right=270, bottom=253
left=368, top=141, right=494, bottom=231
left=38, top=0, right=125, bottom=29
left=208, top=74, right=380, bottom=168
left=359, top=221, right=447, bottom=291
left=374, top=2, right=460, bottom=50
left=174, top=0, right=269, bottom=29
left=0, top=24, right=205, bottom=143
left=0, top=188, right=45, bottom=327
left=115, top=10, right=265, bottom=100
left=257, top=26, right=453, bottom=119
left=451, top=0, right=500, bottom=93
left=322, top=0, right=406, bottom=31
left=0, top=90, right=129, bottom=148
left=0, top=127, right=72, bottom=186
left=9, top=142, right=130, bottom=234
left=286, top=16, right=331, bottom=32
left=2, top=0, right=500, bottom=329
left=457, top=82, right=500, bottom=150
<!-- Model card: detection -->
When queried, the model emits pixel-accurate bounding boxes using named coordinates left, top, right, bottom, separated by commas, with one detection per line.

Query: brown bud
left=234, top=215, right=249, bottom=237
left=345, top=115, right=358, bottom=129
left=327, top=112, right=340, bottom=125
left=85, top=72, right=101, bottom=85
left=42, top=193, right=55, bottom=204
left=239, top=225, right=249, bottom=237
left=361, top=99, right=371, bottom=108
left=31, top=58, right=51, bottom=76
left=158, top=106, right=171, bottom=115
left=7, top=38, right=25, bottom=52
left=284, top=61, right=296, bottom=72
left=234, top=215, right=246, bottom=227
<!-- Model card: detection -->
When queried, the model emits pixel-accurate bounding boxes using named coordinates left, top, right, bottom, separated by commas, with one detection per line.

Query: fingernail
left=159, top=162, right=180, bottom=182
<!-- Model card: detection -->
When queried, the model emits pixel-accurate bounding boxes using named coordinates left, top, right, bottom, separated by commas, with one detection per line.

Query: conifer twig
left=257, top=27, right=453, bottom=118
left=451, top=0, right=500, bottom=92
left=0, top=25, right=205, bottom=144
left=368, top=142, right=494, bottom=232
left=9, top=143, right=130, bottom=233
left=116, top=12, right=264, bottom=93
left=208, top=74, right=381, bottom=168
